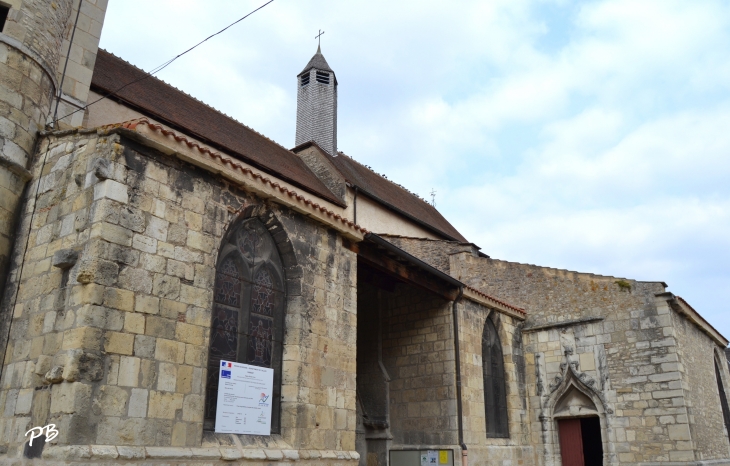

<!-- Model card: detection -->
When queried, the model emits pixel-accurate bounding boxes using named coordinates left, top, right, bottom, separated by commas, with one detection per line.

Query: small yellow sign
left=439, top=450, right=448, bottom=464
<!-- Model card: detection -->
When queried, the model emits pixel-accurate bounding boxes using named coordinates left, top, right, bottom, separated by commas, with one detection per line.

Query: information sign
left=214, top=360, right=274, bottom=435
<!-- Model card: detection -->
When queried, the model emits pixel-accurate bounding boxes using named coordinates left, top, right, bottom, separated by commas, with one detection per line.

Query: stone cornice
left=657, top=292, right=729, bottom=347
left=0, top=153, right=32, bottom=181
left=463, top=285, right=527, bottom=320
left=522, top=316, right=604, bottom=333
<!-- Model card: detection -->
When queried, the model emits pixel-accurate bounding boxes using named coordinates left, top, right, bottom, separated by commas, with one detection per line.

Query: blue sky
left=99, top=0, right=730, bottom=338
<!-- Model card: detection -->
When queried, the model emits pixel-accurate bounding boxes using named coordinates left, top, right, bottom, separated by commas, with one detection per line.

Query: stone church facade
left=0, top=2, right=729, bottom=465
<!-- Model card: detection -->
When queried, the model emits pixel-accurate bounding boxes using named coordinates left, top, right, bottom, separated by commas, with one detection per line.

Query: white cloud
left=99, top=0, right=730, bottom=337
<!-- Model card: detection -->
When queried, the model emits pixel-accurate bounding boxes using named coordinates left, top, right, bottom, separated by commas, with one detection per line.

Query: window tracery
left=205, top=217, right=285, bottom=432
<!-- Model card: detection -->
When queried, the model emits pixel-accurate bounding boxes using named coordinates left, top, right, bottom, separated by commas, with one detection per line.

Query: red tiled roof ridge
left=104, top=118, right=369, bottom=235
left=336, top=150, right=431, bottom=204
left=95, top=49, right=294, bottom=158
left=465, top=285, right=526, bottom=315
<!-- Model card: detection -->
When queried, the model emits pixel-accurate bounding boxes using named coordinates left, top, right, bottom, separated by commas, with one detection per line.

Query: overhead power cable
left=49, top=0, right=274, bottom=128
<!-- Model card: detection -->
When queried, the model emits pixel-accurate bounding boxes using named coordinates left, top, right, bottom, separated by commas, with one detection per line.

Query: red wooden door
left=558, top=418, right=585, bottom=466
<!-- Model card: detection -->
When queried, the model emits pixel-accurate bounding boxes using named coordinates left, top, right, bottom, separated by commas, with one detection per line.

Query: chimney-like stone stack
left=295, top=45, right=337, bottom=156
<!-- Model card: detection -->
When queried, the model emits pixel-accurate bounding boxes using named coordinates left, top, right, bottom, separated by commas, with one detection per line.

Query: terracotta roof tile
left=465, top=285, right=526, bottom=315
left=90, top=49, right=344, bottom=207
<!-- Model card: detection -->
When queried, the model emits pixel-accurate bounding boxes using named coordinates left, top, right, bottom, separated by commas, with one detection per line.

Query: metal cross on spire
left=315, top=29, right=325, bottom=48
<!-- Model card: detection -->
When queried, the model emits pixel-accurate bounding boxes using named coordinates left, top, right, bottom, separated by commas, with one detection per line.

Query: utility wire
left=49, top=0, right=274, bottom=128
left=51, top=0, right=83, bottom=128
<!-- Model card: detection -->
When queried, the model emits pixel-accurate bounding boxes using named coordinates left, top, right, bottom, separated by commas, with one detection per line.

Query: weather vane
left=430, top=189, right=436, bottom=207
left=315, top=29, right=325, bottom=47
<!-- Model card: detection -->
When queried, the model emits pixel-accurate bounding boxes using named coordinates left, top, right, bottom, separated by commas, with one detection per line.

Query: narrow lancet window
left=205, top=217, right=286, bottom=433
left=483, top=317, right=509, bottom=438
left=715, top=358, right=730, bottom=443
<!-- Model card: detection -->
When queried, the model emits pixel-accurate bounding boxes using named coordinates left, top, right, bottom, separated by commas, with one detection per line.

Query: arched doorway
left=554, top=385, right=604, bottom=466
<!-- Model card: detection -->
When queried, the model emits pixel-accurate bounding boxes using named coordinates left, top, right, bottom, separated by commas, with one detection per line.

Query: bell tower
left=295, top=44, right=338, bottom=156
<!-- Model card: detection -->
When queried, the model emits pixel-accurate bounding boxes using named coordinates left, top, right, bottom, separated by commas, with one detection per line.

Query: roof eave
left=656, top=292, right=728, bottom=347
left=89, top=83, right=346, bottom=208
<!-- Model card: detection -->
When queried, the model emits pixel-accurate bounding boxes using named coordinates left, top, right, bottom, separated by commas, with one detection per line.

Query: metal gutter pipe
left=452, top=286, right=467, bottom=466
left=353, top=185, right=358, bottom=224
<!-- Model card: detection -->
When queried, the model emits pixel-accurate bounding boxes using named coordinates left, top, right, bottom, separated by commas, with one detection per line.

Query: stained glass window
left=205, top=218, right=286, bottom=432
left=483, top=317, right=509, bottom=438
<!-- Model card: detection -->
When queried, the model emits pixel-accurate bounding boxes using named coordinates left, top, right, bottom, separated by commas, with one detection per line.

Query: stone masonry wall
left=381, top=282, right=458, bottom=448
left=382, top=236, right=476, bottom=275
left=458, top=299, right=534, bottom=466
left=450, top=252, right=723, bottom=465
left=55, top=0, right=108, bottom=128
left=671, top=306, right=730, bottom=460
left=2, top=0, right=73, bottom=74
left=0, top=129, right=359, bottom=464
left=0, top=0, right=74, bottom=339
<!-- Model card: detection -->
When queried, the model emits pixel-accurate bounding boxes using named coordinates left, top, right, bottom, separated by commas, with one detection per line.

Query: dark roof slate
left=90, top=49, right=344, bottom=206
left=299, top=46, right=334, bottom=76
left=328, top=153, right=468, bottom=242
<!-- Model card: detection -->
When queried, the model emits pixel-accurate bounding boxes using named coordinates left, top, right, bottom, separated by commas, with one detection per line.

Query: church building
left=1, top=2, right=729, bottom=465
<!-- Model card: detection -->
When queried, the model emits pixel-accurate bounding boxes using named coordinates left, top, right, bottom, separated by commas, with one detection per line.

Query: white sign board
left=214, top=360, right=274, bottom=435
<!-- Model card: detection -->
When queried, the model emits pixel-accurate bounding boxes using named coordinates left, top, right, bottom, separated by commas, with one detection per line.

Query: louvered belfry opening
left=300, top=72, right=310, bottom=86
left=715, top=359, right=730, bottom=442
left=483, top=317, right=509, bottom=437
left=204, top=218, right=286, bottom=433
left=316, top=70, right=330, bottom=84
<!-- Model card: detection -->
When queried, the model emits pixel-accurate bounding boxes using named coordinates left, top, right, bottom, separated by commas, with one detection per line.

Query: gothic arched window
left=205, top=218, right=286, bottom=433
left=483, top=317, right=509, bottom=438
left=715, top=358, right=730, bottom=443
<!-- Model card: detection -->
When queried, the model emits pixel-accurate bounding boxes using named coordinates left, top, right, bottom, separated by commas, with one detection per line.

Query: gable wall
left=345, top=193, right=442, bottom=240
left=85, top=90, right=146, bottom=129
